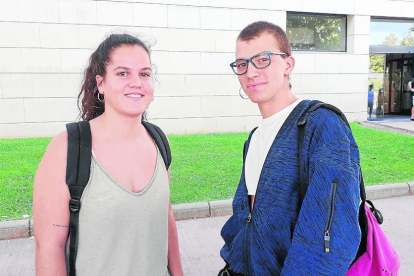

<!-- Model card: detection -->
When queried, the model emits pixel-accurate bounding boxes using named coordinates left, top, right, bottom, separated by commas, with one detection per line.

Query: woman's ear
left=96, top=75, right=104, bottom=93
left=284, top=56, right=295, bottom=77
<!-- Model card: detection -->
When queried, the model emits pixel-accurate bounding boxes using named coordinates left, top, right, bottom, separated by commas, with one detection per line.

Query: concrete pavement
left=1, top=195, right=414, bottom=276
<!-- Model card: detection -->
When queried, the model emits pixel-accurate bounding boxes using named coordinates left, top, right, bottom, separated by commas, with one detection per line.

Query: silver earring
left=239, top=87, right=249, bottom=99
left=97, top=93, right=105, bottom=103
left=288, top=75, right=292, bottom=90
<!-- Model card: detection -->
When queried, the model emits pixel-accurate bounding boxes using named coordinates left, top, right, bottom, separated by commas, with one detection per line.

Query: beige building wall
left=0, top=0, right=412, bottom=138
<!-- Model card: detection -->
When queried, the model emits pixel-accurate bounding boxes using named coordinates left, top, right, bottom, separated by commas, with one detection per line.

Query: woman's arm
left=33, top=131, right=71, bottom=276
left=167, top=169, right=184, bottom=276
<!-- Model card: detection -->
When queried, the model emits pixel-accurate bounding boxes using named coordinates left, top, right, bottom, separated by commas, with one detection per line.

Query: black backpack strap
left=243, top=127, right=258, bottom=159
left=142, top=121, right=172, bottom=170
left=297, top=102, right=350, bottom=205
left=297, top=102, right=371, bottom=261
left=65, top=121, right=92, bottom=276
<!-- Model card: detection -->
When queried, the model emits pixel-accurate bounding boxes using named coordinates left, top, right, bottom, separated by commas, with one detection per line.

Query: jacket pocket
left=324, top=180, right=338, bottom=253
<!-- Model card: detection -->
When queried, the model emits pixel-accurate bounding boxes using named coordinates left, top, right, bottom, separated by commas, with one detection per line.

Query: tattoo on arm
left=53, top=224, right=69, bottom=228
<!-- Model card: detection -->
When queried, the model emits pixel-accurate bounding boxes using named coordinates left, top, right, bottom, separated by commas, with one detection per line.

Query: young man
left=219, top=21, right=361, bottom=276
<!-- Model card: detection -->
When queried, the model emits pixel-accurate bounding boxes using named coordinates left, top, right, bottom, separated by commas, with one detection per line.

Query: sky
left=370, top=21, right=414, bottom=45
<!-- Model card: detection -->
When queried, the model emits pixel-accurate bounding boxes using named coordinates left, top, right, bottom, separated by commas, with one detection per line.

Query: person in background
left=218, top=21, right=361, bottom=276
left=408, top=78, right=414, bottom=121
left=33, top=34, right=183, bottom=276
left=368, top=84, right=374, bottom=119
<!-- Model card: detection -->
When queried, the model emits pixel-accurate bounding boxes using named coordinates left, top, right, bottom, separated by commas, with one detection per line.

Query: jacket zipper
left=245, top=177, right=266, bottom=275
left=324, top=180, right=338, bottom=253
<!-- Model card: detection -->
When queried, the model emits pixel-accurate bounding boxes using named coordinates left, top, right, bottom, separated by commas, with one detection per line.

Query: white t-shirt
left=245, top=99, right=303, bottom=195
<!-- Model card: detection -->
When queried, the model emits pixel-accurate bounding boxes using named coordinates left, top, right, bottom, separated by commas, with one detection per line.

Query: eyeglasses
left=230, top=51, right=288, bottom=75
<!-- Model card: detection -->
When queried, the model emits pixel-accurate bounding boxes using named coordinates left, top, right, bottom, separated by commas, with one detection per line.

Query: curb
left=359, top=121, right=414, bottom=136
left=1, top=183, right=413, bottom=241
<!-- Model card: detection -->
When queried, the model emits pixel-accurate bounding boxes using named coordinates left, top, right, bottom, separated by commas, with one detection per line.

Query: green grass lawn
left=1, top=123, right=414, bottom=221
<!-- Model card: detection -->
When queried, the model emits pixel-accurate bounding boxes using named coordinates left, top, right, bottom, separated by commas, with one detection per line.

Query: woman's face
left=96, top=45, right=154, bottom=119
left=235, top=33, right=294, bottom=106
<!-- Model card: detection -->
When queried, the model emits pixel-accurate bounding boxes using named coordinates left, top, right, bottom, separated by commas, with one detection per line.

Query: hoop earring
left=239, top=87, right=249, bottom=99
left=97, top=93, right=105, bottom=103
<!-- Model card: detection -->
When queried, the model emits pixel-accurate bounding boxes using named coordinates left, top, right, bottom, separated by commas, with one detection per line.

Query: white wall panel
left=134, top=3, right=168, bottom=28
left=0, top=0, right=19, bottom=21
left=58, top=0, right=98, bottom=25
left=216, top=116, right=246, bottom=133
left=260, top=10, right=287, bottom=30
left=18, top=0, right=59, bottom=23
left=168, top=5, right=200, bottom=29
left=169, top=96, right=202, bottom=118
left=214, top=75, right=240, bottom=96
left=230, top=96, right=260, bottom=116
left=148, top=96, right=170, bottom=119
left=200, top=7, right=232, bottom=30
left=201, top=96, right=232, bottom=117
left=24, top=98, right=78, bottom=123
left=185, top=117, right=217, bottom=134
left=0, top=49, right=22, bottom=73
left=215, top=31, right=239, bottom=53
left=61, top=49, right=93, bottom=73
left=293, top=54, right=315, bottom=74
left=97, top=1, right=134, bottom=26
left=185, top=75, right=216, bottom=96
left=314, top=54, right=342, bottom=74
left=355, top=0, right=379, bottom=15
left=155, top=74, right=186, bottom=96
left=0, top=23, right=40, bottom=48
left=340, top=54, right=369, bottom=74
left=0, top=99, right=25, bottom=123
left=230, top=10, right=261, bottom=31
left=21, top=49, right=62, bottom=73
left=200, top=52, right=234, bottom=74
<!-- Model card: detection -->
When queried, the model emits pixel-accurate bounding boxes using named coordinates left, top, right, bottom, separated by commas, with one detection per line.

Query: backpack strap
left=297, top=102, right=351, bottom=205
left=142, top=121, right=172, bottom=170
left=297, top=102, right=370, bottom=260
left=243, top=127, right=258, bottom=159
left=65, top=121, right=92, bottom=276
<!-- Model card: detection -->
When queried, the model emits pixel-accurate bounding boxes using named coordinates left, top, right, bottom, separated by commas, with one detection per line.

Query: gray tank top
left=75, top=149, right=170, bottom=276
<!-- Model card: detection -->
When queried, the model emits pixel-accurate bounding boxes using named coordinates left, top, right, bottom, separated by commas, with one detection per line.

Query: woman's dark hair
left=78, top=33, right=151, bottom=121
left=237, top=21, right=292, bottom=57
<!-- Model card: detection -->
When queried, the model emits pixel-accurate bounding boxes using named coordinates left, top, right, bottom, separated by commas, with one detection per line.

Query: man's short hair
left=237, top=21, right=292, bottom=56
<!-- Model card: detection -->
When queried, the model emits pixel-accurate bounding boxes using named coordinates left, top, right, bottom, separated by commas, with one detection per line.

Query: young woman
left=33, top=34, right=183, bottom=276
left=219, top=21, right=361, bottom=275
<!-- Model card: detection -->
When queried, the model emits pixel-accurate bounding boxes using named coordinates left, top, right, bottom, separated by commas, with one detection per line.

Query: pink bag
left=346, top=203, right=401, bottom=276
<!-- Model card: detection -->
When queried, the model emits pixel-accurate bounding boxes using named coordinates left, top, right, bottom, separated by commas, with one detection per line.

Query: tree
left=400, top=31, right=414, bottom=46
left=287, top=15, right=344, bottom=51
left=370, top=55, right=385, bottom=73
left=379, top=33, right=399, bottom=46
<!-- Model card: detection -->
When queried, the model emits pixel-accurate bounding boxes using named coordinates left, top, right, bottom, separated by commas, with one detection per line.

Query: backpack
left=65, top=120, right=171, bottom=276
left=298, top=102, right=400, bottom=275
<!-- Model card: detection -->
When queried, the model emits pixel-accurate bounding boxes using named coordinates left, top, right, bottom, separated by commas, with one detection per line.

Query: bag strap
left=142, top=121, right=172, bottom=170
left=297, top=102, right=354, bottom=205
left=65, top=121, right=92, bottom=276
left=243, top=127, right=258, bottom=159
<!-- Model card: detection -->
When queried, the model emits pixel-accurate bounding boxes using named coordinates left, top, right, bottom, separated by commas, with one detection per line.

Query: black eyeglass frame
left=229, top=51, right=288, bottom=75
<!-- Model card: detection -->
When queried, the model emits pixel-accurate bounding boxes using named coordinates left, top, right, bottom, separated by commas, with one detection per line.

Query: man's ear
left=96, top=75, right=104, bottom=93
left=284, top=56, right=295, bottom=77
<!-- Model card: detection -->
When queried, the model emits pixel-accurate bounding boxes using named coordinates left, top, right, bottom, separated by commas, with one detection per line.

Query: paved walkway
left=1, top=195, right=413, bottom=276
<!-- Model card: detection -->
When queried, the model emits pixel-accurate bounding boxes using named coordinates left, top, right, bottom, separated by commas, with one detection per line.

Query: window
left=287, top=13, right=347, bottom=52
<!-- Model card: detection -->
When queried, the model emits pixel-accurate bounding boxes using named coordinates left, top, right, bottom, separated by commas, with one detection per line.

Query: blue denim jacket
left=220, top=100, right=361, bottom=276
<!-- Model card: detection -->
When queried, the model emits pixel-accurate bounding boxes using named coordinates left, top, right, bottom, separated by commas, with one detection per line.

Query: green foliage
left=379, top=32, right=399, bottom=46
left=370, top=79, right=384, bottom=92
left=287, top=14, right=345, bottom=51
left=369, top=55, right=385, bottom=73
left=1, top=125, right=414, bottom=221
